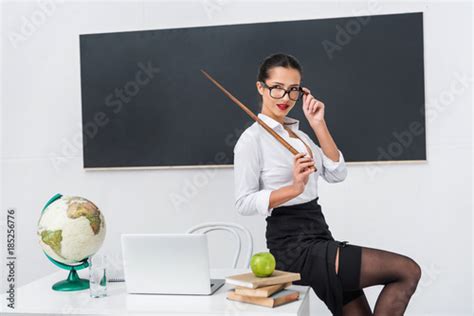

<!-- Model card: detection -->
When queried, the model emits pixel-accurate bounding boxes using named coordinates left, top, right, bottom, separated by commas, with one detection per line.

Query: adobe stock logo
left=322, top=0, right=382, bottom=60
left=377, top=71, right=472, bottom=161
left=7, top=0, right=64, bottom=49
left=365, top=70, right=472, bottom=178
left=202, top=0, right=230, bottom=20
left=50, top=61, right=160, bottom=171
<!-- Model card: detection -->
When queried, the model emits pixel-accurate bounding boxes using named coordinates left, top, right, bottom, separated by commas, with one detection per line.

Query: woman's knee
left=402, top=257, right=422, bottom=292
left=406, top=258, right=421, bottom=281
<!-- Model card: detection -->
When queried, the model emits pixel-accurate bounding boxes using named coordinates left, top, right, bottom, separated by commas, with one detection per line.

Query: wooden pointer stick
left=200, top=69, right=316, bottom=172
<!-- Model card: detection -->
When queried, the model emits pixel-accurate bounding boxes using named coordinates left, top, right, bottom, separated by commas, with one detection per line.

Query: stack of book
left=225, top=270, right=301, bottom=308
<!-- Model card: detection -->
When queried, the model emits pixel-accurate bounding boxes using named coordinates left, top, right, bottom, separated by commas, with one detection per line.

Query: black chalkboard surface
left=79, top=12, right=425, bottom=169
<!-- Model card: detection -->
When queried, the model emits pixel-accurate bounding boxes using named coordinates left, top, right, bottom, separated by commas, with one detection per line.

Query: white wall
left=1, top=1, right=472, bottom=315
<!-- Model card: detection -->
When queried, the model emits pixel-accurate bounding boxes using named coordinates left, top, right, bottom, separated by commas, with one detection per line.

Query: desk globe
left=37, top=193, right=106, bottom=291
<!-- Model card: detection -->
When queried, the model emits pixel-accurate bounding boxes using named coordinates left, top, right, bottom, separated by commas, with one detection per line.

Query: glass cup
left=88, top=254, right=107, bottom=298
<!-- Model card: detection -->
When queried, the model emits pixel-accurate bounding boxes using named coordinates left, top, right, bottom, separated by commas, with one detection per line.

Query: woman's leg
left=342, top=291, right=372, bottom=316
left=336, top=245, right=422, bottom=316
left=336, top=246, right=372, bottom=315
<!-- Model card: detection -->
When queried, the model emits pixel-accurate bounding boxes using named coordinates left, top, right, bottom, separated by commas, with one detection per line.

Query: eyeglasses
left=259, top=81, right=304, bottom=101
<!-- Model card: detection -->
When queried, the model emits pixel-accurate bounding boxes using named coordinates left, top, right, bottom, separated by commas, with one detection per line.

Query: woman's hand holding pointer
left=292, top=152, right=315, bottom=194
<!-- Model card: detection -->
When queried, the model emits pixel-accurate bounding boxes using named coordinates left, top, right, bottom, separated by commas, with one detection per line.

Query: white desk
left=1, top=268, right=310, bottom=316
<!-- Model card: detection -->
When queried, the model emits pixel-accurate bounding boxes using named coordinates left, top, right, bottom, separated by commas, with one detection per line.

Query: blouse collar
left=257, top=113, right=300, bottom=132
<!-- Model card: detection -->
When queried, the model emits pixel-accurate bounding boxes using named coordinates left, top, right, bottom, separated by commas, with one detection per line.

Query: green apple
left=250, top=252, right=276, bottom=277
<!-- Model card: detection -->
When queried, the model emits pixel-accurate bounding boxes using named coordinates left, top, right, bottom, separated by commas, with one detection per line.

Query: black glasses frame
left=259, top=81, right=305, bottom=101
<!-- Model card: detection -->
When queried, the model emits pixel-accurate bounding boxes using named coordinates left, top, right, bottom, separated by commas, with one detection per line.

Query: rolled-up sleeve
left=320, top=149, right=347, bottom=183
left=233, top=132, right=273, bottom=216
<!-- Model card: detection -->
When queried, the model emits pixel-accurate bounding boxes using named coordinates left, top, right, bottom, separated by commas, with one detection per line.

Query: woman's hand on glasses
left=301, top=87, right=325, bottom=128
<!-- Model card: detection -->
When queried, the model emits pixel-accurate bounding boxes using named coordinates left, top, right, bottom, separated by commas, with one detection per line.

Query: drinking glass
left=88, top=254, right=107, bottom=298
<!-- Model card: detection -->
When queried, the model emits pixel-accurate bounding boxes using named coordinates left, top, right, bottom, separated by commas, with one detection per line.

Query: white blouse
left=233, top=113, right=347, bottom=217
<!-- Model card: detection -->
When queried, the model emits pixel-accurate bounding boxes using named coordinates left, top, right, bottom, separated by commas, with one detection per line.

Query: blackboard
left=79, top=12, right=425, bottom=169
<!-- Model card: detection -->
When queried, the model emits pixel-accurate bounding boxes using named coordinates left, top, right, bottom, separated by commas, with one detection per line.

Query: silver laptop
left=121, top=233, right=225, bottom=295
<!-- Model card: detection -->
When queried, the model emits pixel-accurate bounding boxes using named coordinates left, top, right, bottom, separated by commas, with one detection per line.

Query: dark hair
left=256, top=53, right=303, bottom=109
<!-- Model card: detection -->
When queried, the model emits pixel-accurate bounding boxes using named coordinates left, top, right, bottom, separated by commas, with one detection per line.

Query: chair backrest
left=186, top=222, right=253, bottom=268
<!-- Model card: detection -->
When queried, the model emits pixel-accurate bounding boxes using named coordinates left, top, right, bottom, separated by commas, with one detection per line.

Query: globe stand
left=52, top=267, right=90, bottom=291
left=45, top=254, right=91, bottom=292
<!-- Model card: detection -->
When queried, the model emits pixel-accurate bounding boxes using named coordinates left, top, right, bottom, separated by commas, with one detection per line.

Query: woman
left=233, top=53, right=421, bottom=316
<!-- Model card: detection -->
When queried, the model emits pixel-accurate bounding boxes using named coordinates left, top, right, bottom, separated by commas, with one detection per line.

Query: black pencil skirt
left=265, top=197, right=364, bottom=316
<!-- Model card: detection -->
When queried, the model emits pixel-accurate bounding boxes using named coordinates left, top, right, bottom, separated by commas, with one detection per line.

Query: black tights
left=337, top=245, right=422, bottom=316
